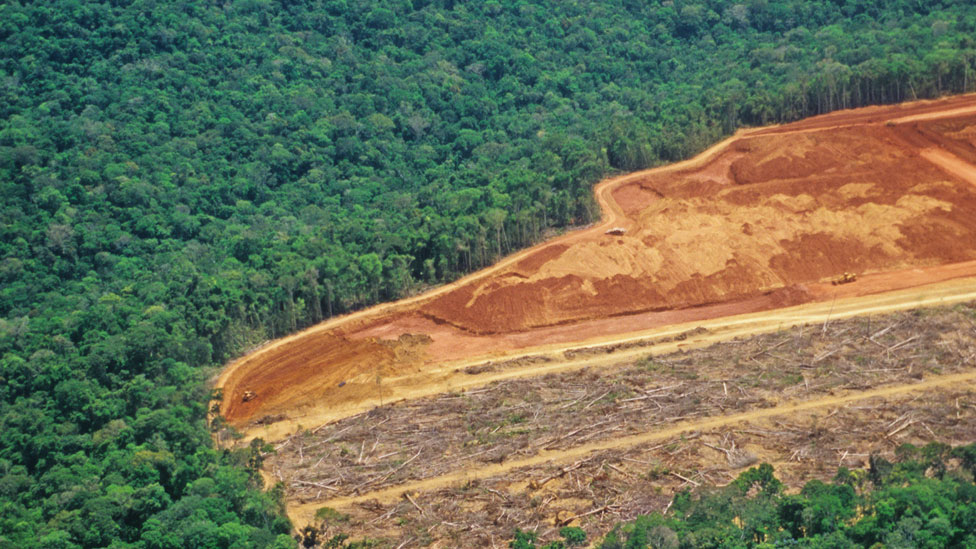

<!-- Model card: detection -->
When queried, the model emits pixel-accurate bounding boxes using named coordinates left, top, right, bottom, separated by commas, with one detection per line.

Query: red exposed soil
left=218, top=95, right=976, bottom=430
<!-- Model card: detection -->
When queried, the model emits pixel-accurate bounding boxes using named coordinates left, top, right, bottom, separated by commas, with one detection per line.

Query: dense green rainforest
left=3, top=0, right=976, bottom=546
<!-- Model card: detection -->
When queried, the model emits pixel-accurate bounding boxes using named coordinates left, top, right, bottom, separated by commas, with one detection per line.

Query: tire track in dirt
left=292, top=368, right=976, bottom=519
left=921, top=147, right=976, bottom=189
left=747, top=94, right=976, bottom=136
left=890, top=101, right=976, bottom=125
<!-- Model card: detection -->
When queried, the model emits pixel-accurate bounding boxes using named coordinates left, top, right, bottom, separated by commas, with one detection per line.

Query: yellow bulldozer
left=831, top=272, right=857, bottom=285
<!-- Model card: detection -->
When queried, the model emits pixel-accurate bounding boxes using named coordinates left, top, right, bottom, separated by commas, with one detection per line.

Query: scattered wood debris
left=258, top=302, right=976, bottom=546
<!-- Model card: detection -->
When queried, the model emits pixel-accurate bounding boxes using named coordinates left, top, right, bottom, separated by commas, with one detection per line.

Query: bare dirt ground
left=276, top=302, right=976, bottom=547
left=217, top=94, right=976, bottom=434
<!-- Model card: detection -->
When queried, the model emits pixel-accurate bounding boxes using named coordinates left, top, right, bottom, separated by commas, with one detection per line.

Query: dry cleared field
left=271, top=302, right=976, bottom=547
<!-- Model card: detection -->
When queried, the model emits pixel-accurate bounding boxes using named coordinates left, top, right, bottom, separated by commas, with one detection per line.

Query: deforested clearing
left=219, top=95, right=976, bottom=432
left=277, top=302, right=976, bottom=545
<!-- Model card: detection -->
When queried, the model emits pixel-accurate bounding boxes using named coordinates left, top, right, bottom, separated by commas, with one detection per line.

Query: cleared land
left=218, top=95, right=976, bottom=432
left=214, top=96, right=976, bottom=545
left=276, top=302, right=976, bottom=546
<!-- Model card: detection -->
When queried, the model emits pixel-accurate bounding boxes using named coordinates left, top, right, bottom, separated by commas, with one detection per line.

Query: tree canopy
left=595, top=443, right=976, bottom=549
left=4, top=0, right=976, bottom=546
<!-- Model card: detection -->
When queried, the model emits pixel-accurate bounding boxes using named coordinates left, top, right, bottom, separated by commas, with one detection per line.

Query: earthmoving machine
left=832, top=272, right=857, bottom=285
left=242, top=390, right=256, bottom=402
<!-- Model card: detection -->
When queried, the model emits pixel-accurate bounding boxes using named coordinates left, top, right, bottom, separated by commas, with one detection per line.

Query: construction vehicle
left=242, top=390, right=256, bottom=402
left=831, top=272, right=857, bottom=285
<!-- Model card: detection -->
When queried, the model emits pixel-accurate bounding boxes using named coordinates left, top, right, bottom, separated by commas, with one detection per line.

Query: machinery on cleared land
left=242, top=390, right=256, bottom=402
left=832, top=272, right=858, bottom=285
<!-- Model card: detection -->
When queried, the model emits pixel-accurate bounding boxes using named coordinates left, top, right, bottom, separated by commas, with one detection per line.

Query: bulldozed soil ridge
left=218, top=94, right=976, bottom=431
left=283, top=302, right=976, bottom=545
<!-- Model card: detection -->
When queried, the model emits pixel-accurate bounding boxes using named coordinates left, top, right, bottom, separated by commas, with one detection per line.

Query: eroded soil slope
left=219, top=95, right=976, bottom=428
